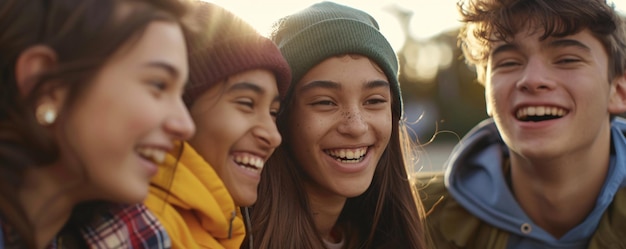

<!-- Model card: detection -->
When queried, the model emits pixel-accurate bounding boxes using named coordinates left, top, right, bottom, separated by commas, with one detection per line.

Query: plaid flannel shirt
left=2, top=204, right=169, bottom=249
left=78, top=203, right=171, bottom=249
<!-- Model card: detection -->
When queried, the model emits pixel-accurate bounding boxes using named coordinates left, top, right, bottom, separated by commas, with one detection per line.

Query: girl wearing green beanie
left=245, top=2, right=427, bottom=249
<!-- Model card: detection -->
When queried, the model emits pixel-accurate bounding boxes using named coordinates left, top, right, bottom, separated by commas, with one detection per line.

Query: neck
left=19, top=165, right=80, bottom=248
left=305, top=184, right=346, bottom=242
left=509, top=134, right=611, bottom=238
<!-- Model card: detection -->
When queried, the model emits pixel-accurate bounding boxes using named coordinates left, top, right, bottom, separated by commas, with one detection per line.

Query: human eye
left=235, top=98, right=254, bottom=110
left=493, top=59, right=521, bottom=69
left=365, top=97, right=387, bottom=105
left=146, top=79, right=170, bottom=96
left=311, top=100, right=336, bottom=106
left=153, top=81, right=167, bottom=90
left=555, top=56, right=582, bottom=64
left=307, top=97, right=337, bottom=112
left=490, top=47, right=522, bottom=71
left=270, top=109, right=279, bottom=121
left=269, top=101, right=280, bottom=117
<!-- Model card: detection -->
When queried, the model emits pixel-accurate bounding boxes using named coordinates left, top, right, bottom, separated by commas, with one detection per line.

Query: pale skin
left=15, top=21, right=193, bottom=248
left=289, top=55, right=393, bottom=242
left=486, top=27, right=626, bottom=238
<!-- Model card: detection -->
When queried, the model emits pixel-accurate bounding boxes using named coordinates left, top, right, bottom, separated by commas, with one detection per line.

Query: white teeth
left=234, top=154, right=265, bottom=171
left=137, top=147, right=166, bottom=164
left=516, top=106, right=568, bottom=120
left=326, top=147, right=367, bottom=162
left=536, top=106, right=545, bottom=116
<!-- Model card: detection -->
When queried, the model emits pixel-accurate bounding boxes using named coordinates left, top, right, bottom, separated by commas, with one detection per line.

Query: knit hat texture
left=184, top=2, right=291, bottom=106
left=271, top=1, right=402, bottom=113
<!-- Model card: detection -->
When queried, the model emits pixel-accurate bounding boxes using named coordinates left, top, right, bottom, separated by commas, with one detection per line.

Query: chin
left=113, top=186, right=149, bottom=204
left=338, top=184, right=371, bottom=198
left=234, top=193, right=258, bottom=207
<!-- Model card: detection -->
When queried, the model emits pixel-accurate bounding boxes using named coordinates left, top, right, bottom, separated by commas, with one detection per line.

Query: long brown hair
left=245, top=70, right=427, bottom=248
left=0, top=0, right=188, bottom=247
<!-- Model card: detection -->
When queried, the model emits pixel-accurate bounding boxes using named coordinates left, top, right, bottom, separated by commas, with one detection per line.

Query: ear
left=609, top=73, right=626, bottom=114
left=15, top=45, right=58, bottom=97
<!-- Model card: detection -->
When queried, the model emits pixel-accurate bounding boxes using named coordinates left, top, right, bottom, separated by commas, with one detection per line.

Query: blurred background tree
left=390, top=6, right=487, bottom=145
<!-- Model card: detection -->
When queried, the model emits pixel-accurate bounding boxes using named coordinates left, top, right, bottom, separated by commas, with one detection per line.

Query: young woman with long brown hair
left=245, top=2, right=428, bottom=248
left=0, top=0, right=194, bottom=248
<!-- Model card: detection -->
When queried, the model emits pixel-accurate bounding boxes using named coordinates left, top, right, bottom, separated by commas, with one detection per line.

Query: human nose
left=253, top=114, right=282, bottom=149
left=336, top=107, right=368, bottom=137
left=164, top=99, right=196, bottom=141
left=516, top=57, right=556, bottom=93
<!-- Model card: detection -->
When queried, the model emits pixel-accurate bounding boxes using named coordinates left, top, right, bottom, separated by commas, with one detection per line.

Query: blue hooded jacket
left=440, top=118, right=626, bottom=248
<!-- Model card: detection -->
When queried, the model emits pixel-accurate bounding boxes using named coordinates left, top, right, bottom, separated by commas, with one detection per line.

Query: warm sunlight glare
left=203, top=0, right=460, bottom=52
left=204, top=0, right=626, bottom=52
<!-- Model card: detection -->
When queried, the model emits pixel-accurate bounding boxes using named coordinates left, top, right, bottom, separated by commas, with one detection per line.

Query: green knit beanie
left=271, top=1, right=402, bottom=114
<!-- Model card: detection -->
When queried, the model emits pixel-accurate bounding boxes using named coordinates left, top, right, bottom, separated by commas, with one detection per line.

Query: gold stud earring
left=36, top=103, right=57, bottom=125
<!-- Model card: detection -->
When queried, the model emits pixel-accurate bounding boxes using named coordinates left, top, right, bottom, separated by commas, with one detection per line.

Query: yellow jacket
left=145, top=142, right=245, bottom=249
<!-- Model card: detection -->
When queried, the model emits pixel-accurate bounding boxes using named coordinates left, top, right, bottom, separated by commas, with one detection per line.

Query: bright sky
left=205, top=0, right=626, bottom=52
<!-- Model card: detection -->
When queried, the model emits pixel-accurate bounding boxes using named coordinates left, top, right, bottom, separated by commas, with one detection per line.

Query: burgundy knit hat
left=183, top=2, right=291, bottom=106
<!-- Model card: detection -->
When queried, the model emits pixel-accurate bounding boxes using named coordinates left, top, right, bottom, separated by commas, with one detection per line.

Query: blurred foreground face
left=288, top=55, right=392, bottom=199
left=189, top=69, right=282, bottom=207
left=485, top=26, right=622, bottom=160
left=61, top=21, right=194, bottom=203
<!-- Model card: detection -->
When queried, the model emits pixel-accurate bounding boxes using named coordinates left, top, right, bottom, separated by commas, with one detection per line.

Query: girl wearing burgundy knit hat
left=143, top=2, right=291, bottom=249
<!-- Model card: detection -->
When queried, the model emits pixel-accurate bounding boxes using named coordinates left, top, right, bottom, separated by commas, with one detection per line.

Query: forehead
left=489, top=26, right=604, bottom=53
left=298, top=56, right=386, bottom=84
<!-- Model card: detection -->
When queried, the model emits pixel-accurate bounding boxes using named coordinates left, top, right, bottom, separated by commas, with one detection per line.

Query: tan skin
left=307, top=183, right=348, bottom=242
left=290, top=55, right=392, bottom=242
left=188, top=69, right=282, bottom=207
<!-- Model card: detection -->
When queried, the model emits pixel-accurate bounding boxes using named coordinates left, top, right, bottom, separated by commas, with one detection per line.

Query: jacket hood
left=444, top=118, right=626, bottom=247
left=147, top=142, right=245, bottom=248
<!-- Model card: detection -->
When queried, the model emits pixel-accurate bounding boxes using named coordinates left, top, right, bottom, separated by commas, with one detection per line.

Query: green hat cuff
left=277, top=18, right=402, bottom=114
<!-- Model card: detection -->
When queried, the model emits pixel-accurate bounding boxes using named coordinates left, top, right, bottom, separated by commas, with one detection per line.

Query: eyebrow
left=547, top=39, right=591, bottom=52
left=144, top=61, right=181, bottom=79
left=491, top=43, right=518, bottom=59
left=298, top=79, right=390, bottom=94
left=228, top=82, right=281, bottom=102
left=491, top=38, right=591, bottom=58
left=298, top=80, right=341, bottom=94
left=228, top=82, right=265, bottom=94
left=365, top=80, right=390, bottom=90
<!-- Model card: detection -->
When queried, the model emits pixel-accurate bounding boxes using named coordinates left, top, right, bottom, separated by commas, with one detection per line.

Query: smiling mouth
left=324, top=147, right=368, bottom=163
left=516, top=106, right=568, bottom=122
left=136, top=147, right=166, bottom=164
left=234, top=154, right=265, bottom=172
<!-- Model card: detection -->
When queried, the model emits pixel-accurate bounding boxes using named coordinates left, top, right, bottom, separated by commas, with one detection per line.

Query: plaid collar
left=0, top=204, right=169, bottom=249
left=46, top=204, right=170, bottom=249
left=78, top=204, right=170, bottom=249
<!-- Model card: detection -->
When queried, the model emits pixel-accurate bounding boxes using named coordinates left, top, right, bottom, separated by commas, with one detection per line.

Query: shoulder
left=414, top=171, right=448, bottom=211
left=589, top=187, right=626, bottom=248
left=414, top=172, right=509, bottom=249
